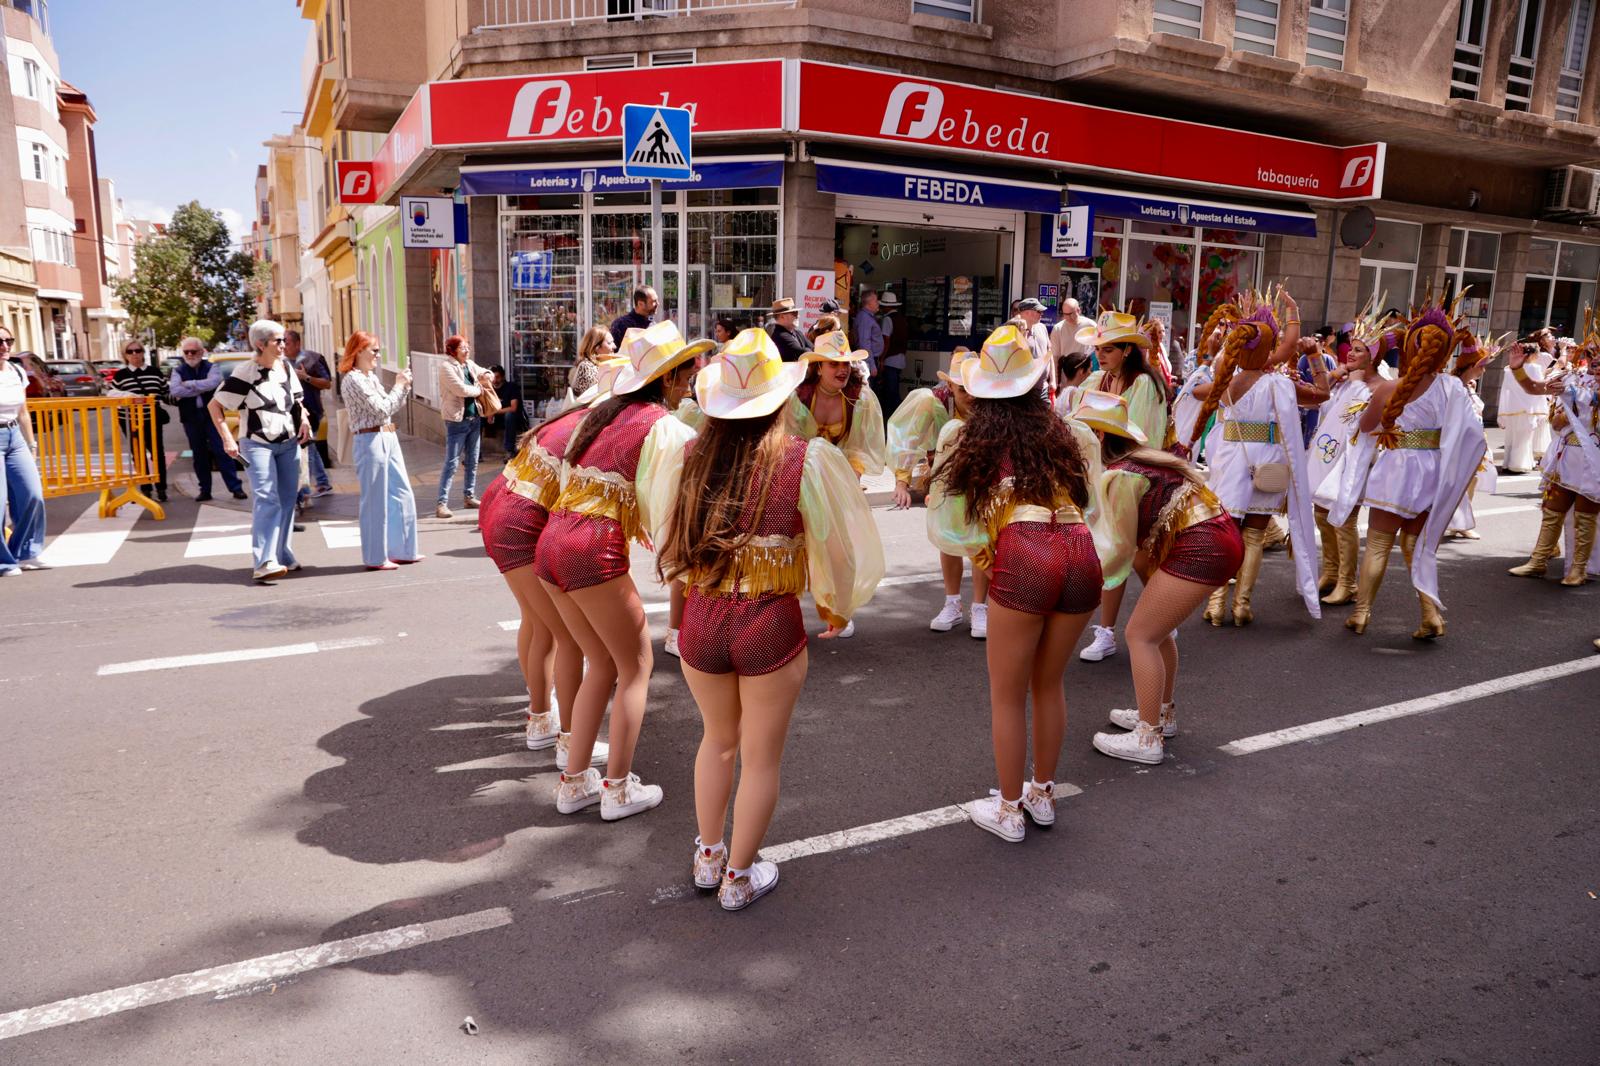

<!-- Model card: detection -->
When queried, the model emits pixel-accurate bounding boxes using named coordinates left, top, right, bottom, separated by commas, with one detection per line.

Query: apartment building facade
left=324, top=0, right=1600, bottom=418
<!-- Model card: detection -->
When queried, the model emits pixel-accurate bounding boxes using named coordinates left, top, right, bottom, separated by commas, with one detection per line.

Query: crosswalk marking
left=318, top=519, right=363, bottom=550
left=182, top=504, right=255, bottom=558
left=36, top=506, right=144, bottom=568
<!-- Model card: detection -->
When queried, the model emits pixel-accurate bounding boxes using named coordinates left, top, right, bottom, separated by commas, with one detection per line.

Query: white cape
left=1262, top=375, right=1322, bottom=618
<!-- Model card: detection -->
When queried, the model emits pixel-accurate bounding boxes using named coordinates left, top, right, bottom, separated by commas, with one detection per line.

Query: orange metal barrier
left=29, top=396, right=167, bottom=520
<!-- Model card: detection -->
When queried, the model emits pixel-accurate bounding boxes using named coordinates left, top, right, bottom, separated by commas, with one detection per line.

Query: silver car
left=45, top=360, right=105, bottom=397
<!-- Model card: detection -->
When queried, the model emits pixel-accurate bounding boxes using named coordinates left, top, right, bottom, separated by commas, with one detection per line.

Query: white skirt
left=1544, top=433, right=1600, bottom=501
left=1207, top=435, right=1287, bottom=516
left=1363, top=447, right=1440, bottom=519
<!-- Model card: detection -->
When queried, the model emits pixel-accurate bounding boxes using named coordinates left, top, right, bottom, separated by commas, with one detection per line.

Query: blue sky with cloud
left=50, top=1, right=308, bottom=244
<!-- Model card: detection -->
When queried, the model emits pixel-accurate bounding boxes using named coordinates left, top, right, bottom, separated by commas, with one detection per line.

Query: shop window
left=913, top=0, right=979, bottom=21
left=837, top=222, right=1010, bottom=355
left=1443, top=228, right=1500, bottom=332
left=689, top=205, right=778, bottom=336
left=1153, top=0, right=1204, bottom=38
left=1519, top=237, right=1598, bottom=336
left=585, top=54, right=638, bottom=71
left=1556, top=0, right=1594, bottom=121
left=1307, top=0, right=1348, bottom=70
left=1233, top=0, right=1280, bottom=55
left=1506, top=0, right=1544, bottom=111
left=1452, top=0, right=1491, bottom=99
left=503, top=209, right=583, bottom=394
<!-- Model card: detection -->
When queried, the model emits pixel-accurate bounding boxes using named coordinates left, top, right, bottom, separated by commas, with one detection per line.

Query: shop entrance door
left=592, top=265, right=706, bottom=340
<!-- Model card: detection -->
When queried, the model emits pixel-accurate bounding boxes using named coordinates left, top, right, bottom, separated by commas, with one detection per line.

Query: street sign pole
left=651, top=178, right=664, bottom=303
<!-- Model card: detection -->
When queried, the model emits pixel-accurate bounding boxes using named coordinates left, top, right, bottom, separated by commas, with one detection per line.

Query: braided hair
left=1187, top=319, right=1274, bottom=446
left=1377, top=323, right=1452, bottom=445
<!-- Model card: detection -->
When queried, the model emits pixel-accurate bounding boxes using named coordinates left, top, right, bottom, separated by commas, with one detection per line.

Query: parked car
left=93, top=359, right=123, bottom=381
left=46, top=360, right=105, bottom=397
left=16, top=352, right=67, bottom=399
left=210, top=353, right=253, bottom=435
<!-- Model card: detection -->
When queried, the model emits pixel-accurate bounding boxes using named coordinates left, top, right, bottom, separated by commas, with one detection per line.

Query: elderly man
left=1015, top=297, right=1053, bottom=392
left=168, top=337, right=246, bottom=502
left=1050, top=298, right=1091, bottom=364
left=853, top=289, right=884, bottom=376
left=608, top=286, right=658, bottom=349
left=765, top=297, right=810, bottom=362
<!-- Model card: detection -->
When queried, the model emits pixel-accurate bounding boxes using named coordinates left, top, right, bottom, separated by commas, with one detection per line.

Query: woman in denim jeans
left=435, top=334, right=490, bottom=519
left=209, top=320, right=311, bottom=583
left=0, top=325, right=48, bottom=575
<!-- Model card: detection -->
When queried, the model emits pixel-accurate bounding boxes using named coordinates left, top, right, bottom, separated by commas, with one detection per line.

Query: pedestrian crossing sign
left=622, top=104, right=693, bottom=181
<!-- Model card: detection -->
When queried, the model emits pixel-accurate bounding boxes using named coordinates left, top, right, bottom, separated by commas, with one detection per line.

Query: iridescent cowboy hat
left=1071, top=389, right=1148, bottom=444
left=935, top=347, right=975, bottom=387
left=694, top=327, right=808, bottom=419
left=804, top=330, right=867, bottom=364
left=573, top=355, right=631, bottom=406
left=611, top=321, right=713, bottom=396
left=962, top=324, right=1044, bottom=399
left=1075, top=309, right=1154, bottom=349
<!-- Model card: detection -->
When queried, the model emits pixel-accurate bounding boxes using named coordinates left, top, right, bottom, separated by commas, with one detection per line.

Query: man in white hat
left=876, top=290, right=908, bottom=414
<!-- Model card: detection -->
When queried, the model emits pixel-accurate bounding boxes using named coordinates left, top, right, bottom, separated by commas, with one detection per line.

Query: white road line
left=183, top=504, right=253, bottom=558
left=317, top=520, right=363, bottom=550
left=0, top=907, right=512, bottom=1042
left=36, top=505, right=143, bottom=568
left=1469, top=502, right=1537, bottom=518
left=1219, top=655, right=1600, bottom=756
left=97, top=636, right=383, bottom=676
left=762, top=781, right=1083, bottom=864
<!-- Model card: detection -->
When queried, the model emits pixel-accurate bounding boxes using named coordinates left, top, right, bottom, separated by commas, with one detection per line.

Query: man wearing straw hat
left=765, top=297, right=810, bottom=363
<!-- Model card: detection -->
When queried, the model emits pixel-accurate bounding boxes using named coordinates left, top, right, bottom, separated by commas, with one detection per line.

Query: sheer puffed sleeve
left=784, top=393, right=817, bottom=439
left=885, top=388, right=952, bottom=485
left=673, top=397, right=706, bottom=431
left=635, top=413, right=698, bottom=550
left=924, top=419, right=990, bottom=563
left=842, top=386, right=888, bottom=478
left=1099, top=467, right=1148, bottom=592
left=799, top=438, right=885, bottom=627
left=1125, top=375, right=1170, bottom=449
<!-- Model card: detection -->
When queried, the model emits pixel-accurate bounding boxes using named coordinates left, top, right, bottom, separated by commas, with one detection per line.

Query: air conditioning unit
left=1541, top=165, right=1600, bottom=220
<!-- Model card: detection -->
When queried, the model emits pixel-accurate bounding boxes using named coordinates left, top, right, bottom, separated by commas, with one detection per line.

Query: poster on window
left=1062, top=270, right=1101, bottom=317
left=795, top=269, right=833, bottom=333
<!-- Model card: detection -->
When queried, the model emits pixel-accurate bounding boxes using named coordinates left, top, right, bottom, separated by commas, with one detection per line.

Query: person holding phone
left=339, top=331, right=419, bottom=571
left=209, top=320, right=311, bottom=583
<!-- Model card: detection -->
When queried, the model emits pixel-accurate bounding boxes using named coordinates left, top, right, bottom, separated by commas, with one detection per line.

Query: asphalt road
left=1, top=443, right=1596, bottom=1064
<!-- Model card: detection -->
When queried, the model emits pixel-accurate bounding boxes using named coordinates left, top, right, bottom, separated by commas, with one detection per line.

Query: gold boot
left=1315, top=509, right=1339, bottom=597
left=1323, top=513, right=1360, bottom=606
left=1232, top=526, right=1267, bottom=627
left=1508, top=508, right=1564, bottom=578
left=1400, top=532, right=1445, bottom=640
left=1345, top=528, right=1396, bottom=635
left=1203, top=584, right=1228, bottom=626
left=1561, top=511, right=1595, bottom=586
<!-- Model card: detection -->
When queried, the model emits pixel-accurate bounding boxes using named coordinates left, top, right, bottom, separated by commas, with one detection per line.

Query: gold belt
left=1565, top=431, right=1583, bottom=446
left=1223, top=420, right=1280, bottom=444
left=1006, top=502, right=1085, bottom=527
left=1383, top=428, right=1441, bottom=450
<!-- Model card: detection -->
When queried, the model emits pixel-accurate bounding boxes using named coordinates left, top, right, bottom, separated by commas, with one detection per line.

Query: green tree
left=114, top=201, right=267, bottom=347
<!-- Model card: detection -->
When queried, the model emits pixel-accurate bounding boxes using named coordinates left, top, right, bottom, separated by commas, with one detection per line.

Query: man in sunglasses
left=111, top=339, right=171, bottom=502
left=168, top=338, right=246, bottom=501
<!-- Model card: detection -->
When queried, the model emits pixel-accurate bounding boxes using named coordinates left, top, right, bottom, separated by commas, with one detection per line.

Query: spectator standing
left=208, top=320, right=311, bottom=583
left=285, top=330, right=334, bottom=503
left=110, top=339, right=170, bottom=502
left=1016, top=297, right=1052, bottom=365
left=339, top=331, right=419, bottom=571
left=169, top=337, right=247, bottom=501
left=876, top=291, right=909, bottom=414
left=608, top=286, right=658, bottom=348
left=1049, top=298, right=1092, bottom=366
left=711, top=316, right=737, bottom=353
left=765, top=297, right=810, bottom=362
left=571, top=326, right=615, bottom=400
left=853, top=289, right=884, bottom=377
left=0, top=325, right=47, bottom=574
left=435, top=334, right=491, bottom=519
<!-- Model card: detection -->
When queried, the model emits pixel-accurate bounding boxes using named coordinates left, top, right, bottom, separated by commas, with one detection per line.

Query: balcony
left=475, top=0, right=796, bottom=31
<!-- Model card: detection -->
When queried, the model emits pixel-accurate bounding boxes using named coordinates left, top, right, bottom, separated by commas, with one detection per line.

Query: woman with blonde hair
left=1330, top=299, right=1487, bottom=638
left=569, top=326, right=615, bottom=398
left=929, top=324, right=1102, bottom=843
left=535, top=322, right=706, bottom=821
left=660, top=327, right=882, bottom=910
left=338, top=331, right=419, bottom=570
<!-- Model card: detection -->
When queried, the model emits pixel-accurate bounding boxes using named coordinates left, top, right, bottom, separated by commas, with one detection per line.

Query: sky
left=49, top=0, right=309, bottom=246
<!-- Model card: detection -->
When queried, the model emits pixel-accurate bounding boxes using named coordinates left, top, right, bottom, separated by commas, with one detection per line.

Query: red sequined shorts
left=679, top=589, right=807, bottom=677
left=989, top=521, right=1103, bottom=616
left=480, top=486, right=548, bottom=574
left=1158, top=513, right=1244, bottom=586
left=534, top=511, right=631, bottom=592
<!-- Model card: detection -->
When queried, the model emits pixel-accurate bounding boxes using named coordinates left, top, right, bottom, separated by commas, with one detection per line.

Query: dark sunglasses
left=181, top=349, right=204, bottom=356
left=125, top=346, right=145, bottom=354
left=0, top=337, right=14, bottom=346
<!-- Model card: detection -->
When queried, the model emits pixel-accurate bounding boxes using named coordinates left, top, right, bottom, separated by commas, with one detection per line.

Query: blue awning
left=458, top=157, right=783, bottom=196
left=815, top=157, right=1061, bottom=214
left=1066, top=184, right=1318, bottom=237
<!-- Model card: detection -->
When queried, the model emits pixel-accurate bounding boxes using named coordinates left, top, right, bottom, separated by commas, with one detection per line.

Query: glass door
left=592, top=265, right=703, bottom=339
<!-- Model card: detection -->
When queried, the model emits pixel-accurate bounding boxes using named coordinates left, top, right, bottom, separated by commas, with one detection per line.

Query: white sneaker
left=525, top=710, right=559, bottom=751
left=600, top=772, right=664, bottom=821
left=1092, top=721, right=1166, bottom=765
left=434, top=503, right=453, bottom=519
left=930, top=599, right=964, bottom=632
left=664, top=628, right=681, bottom=658
left=969, top=793, right=1025, bottom=843
left=555, top=768, right=602, bottom=814
left=1020, top=780, right=1055, bottom=826
left=719, top=861, right=779, bottom=911
left=17, top=558, right=50, bottom=571
left=693, top=838, right=727, bottom=890
left=554, top=732, right=608, bottom=772
left=252, top=563, right=288, bottom=583
left=1079, top=625, right=1118, bottom=662
left=837, top=620, right=856, bottom=639
left=970, top=602, right=988, bottom=640
left=1107, top=702, right=1177, bottom=738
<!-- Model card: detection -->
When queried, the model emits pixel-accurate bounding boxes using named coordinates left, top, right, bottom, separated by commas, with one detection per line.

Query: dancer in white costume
left=1443, top=336, right=1501, bottom=540
left=1497, top=329, right=1553, bottom=472
left=1309, top=306, right=1386, bottom=607
left=1331, top=299, right=1488, bottom=639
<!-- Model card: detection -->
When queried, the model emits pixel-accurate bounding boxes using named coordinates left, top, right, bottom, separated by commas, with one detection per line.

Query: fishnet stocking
left=1125, top=571, right=1215, bottom=728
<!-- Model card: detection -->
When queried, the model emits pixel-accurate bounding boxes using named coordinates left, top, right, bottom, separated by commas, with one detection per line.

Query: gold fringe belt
left=1223, top=420, right=1280, bottom=444
left=688, top=535, right=807, bottom=598
left=1379, top=428, right=1442, bottom=451
left=1141, top=481, right=1226, bottom=565
left=550, top=472, right=643, bottom=545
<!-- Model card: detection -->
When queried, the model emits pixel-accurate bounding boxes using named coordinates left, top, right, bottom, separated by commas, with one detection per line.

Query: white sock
left=727, top=864, right=751, bottom=880
left=945, top=594, right=962, bottom=607
left=1030, top=779, right=1052, bottom=794
left=696, top=837, right=725, bottom=855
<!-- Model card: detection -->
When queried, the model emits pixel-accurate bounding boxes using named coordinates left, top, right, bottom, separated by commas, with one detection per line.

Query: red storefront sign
left=335, top=161, right=378, bottom=204
left=371, top=88, right=430, bottom=202
left=427, top=59, right=785, bottom=149
left=796, top=62, right=1384, bottom=201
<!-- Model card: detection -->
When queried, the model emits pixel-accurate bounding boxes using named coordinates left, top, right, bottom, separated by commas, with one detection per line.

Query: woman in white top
left=1309, top=313, right=1385, bottom=607
left=0, top=325, right=47, bottom=575
left=1496, top=329, right=1554, bottom=472
left=339, top=331, right=419, bottom=570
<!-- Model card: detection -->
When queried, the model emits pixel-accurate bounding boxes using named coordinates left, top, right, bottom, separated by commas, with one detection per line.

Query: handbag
left=469, top=363, right=502, bottom=419
left=1250, top=462, right=1291, bottom=494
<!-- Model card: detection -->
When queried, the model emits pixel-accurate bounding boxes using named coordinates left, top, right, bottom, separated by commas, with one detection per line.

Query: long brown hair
left=933, top=391, right=1089, bottom=522
left=1101, top=341, right=1168, bottom=404
left=1098, top=431, right=1206, bottom=486
left=657, top=410, right=790, bottom=587
left=564, top=376, right=665, bottom=462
